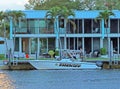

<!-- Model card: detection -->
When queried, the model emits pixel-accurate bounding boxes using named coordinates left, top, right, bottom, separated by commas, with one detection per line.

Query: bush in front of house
left=48, top=50, right=55, bottom=58
left=55, top=50, right=59, bottom=56
left=100, top=48, right=107, bottom=55
left=0, top=54, right=5, bottom=60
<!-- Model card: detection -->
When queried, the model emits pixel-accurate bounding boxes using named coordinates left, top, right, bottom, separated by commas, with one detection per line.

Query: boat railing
left=61, top=49, right=80, bottom=59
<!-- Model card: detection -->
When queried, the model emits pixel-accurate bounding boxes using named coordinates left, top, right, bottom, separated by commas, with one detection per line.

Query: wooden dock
left=1, top=60, right=35, bottom=70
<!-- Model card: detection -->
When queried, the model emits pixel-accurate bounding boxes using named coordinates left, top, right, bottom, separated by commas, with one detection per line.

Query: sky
left=0, top=0, right=29, bottom=11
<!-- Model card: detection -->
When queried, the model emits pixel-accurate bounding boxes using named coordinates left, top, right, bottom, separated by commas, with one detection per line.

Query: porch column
left=91, top=37, right=93, bottom=52
left=56, top=38, right=59, bottom=50
left=117, top=37, right=120, bottom=54
left=55, top=17, right=59, bottom=50
left=29, top=38, right=31, bottom=55
left=19, top=37, right=22, bottom=53
left=82, top=37, right=84, bottom=54
left=37, top=38, right=40, bottom=57
left=100, top=38, right=103, bottom=48
left=82, top=19, right=84, bottom=33
left=117, top=20, right=119, bottom=54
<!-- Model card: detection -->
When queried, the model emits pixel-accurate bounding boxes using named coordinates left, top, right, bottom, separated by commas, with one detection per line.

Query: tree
left=93, top=0, right=120, bottom=10
left=45, top=6, right=61, bottom=49
left=96, top=10, right=115, bottom=68
left=25, top=0, right=82, bottom=10
left=0, top=11, right=5, bottom=37
left=0, top=10, right=25, bottom=38
left=45, top=6, right=76, bottom=59
left=96, top=10, right=115, bottom=28
left=59, top=6, right=76, bottom=50
left=24, top=0, right=120, bottom=10
left=5, top=10, right=25, bottom=39
left=6, top=10, right=25, bottom=26
left=4, top=10, right=25, bottom=57
left=45, top=6, right=62, bottom=58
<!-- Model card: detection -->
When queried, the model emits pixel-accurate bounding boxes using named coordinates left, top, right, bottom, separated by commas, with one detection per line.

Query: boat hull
left=29, top=60, right=101, bottom=70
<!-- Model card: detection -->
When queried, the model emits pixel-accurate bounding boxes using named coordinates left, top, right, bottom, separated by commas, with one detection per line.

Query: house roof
left=22, top=10, right=120, bottom=19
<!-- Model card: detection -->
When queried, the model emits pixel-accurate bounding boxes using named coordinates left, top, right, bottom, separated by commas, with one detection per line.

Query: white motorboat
left=29, top=59, right=102, bottom=70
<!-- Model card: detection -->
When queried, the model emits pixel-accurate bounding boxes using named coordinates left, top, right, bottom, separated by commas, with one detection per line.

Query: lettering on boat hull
left=59, top=63, right=81, bottom=67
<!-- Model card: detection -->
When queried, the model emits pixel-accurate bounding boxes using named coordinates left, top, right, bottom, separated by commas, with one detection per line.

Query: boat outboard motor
left=96, top=61, right=103, bottom=67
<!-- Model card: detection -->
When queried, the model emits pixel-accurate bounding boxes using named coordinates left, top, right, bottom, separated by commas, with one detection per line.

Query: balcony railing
left=14, top=27, right=54, bottom=34
left=14, top=27, right=120, bottom=34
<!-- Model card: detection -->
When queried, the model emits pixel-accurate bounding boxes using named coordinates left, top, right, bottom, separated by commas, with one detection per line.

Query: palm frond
left=68, top=20, right=76, bottom=31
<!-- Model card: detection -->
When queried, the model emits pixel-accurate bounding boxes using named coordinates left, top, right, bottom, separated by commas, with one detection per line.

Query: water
left=0, top=69, right=120, bottom=89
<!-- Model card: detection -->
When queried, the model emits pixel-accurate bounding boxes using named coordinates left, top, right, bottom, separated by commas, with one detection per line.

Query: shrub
left=55, top=50, right=59, bottom=56
left=100, top=48, right=107, bottom=55
left=48, top=50, right=55, bottom=58
left=0, top=54, right=5, bottom=60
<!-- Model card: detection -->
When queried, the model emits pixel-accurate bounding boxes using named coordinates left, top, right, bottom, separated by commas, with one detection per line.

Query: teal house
left=10, top=10, right=120, bottom=56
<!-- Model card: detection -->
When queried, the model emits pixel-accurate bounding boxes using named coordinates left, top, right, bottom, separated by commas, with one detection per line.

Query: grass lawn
left=85, top=57, right=120, bottom=61
left=1, top=55, right=119, bottom=62
left=20, top=57, right=120, bottom=61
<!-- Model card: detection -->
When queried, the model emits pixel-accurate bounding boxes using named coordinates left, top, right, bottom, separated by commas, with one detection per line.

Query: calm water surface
left=0, top=69, right=120, bottom=89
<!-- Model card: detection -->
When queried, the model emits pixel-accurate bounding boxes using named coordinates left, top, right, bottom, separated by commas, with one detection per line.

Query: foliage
left=100, top=48, right=107, bottom=55
left=45, top=6, right=61, bottom=22
left=48, top=50, right=55, bottom=58
left=0, top=54, right=5, bottom=60
left=5, top=10, right=26, bottom=26
left=45, top=6, right=76, bottom=50
left=25, top=0, right=120, bottom=10
left=45, top=6, right=75, bottom=21
left=94, top=0, right=120, bottom=10
left=25, top=0, right=81, bottom=10
left=55, top=50, right=59, bottom=56
left=96, top=10, right=115, bottom=27
left=0, top=10, right=25, bottom=38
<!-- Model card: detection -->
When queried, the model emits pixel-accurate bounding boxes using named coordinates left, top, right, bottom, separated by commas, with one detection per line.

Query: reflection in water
left=0, top=72, right=14, bottom=89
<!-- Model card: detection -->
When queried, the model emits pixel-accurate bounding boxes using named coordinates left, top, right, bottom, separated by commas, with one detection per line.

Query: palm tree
left=5, top=10, right=25, bottom=63
left=0, top=11, right=5, bottom=37
left=46, top=6, right=76, bottom=59
left=0, top=11, right=10, bottom=38
left=96, top=10, right=115, bottom=68
left=59, top=6, right=76, bottom=50
left=0, top=11, right=10, bottom=58
left=8, top=10, right=25, bottom=49
left=45, top=6, right=62, bottom=50
left=96, top=10, right=115, bottom=29
left=45, top=6, right=61, bottom=59
left=6, top=10, right=25, bottom=26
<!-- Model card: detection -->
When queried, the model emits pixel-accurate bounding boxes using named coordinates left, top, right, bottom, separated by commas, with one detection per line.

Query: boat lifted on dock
left=29, top=59, right=102, bottom=70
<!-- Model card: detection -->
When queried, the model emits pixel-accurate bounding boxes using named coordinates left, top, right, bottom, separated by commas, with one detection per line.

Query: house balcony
left=13, top=27, right=120, bottom=38
left=14, top=27, right=54, bottom=34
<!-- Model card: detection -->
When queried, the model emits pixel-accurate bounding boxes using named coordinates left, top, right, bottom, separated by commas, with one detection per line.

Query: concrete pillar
left=55, top=36, right=59, bottom=50
left=19, top=37, right=22, bottom=53
left=37, top=38, right=40, bottom=57
left=82, top=37, right=84, bottom=54
left=100, top=38, right=103, bottom=48
left=91, top=37, right=93, bottom=52
left=29, top=38, right=31, bottom=55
